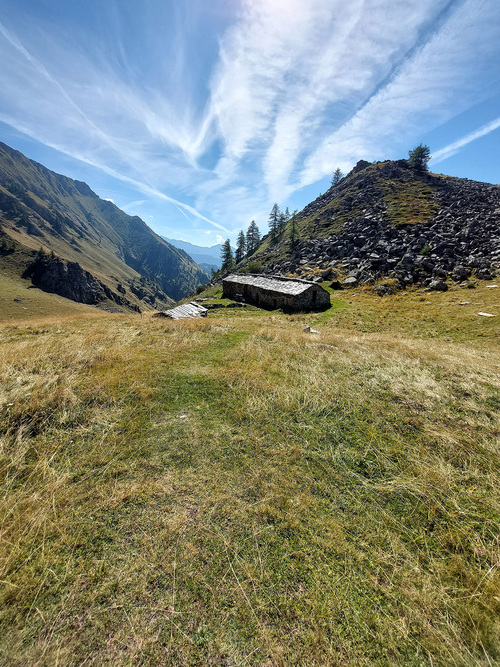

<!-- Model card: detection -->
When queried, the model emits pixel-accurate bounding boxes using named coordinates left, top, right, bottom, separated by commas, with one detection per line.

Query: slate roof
left=223, top=274, right=315, bottom=295
left=154, top=302, right=208, bottom=320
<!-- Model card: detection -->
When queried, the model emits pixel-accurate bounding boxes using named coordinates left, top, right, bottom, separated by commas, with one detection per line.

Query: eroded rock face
left=23, top=256, right=106, bottom=303
left=23, top=255, right=139, bottom=310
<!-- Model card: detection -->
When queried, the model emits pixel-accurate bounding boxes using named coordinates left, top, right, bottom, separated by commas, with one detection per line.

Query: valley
left=0, top=142, right=209, bottom=312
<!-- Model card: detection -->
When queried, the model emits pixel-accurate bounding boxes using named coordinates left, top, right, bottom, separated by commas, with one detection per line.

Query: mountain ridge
left=0, top=141, right=209, bottom=309
left=161, top=236, right=223, bottom=272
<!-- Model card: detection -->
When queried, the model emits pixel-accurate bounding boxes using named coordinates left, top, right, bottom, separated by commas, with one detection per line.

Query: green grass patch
left=0, top=305, right=499, bottom=664
left=383, top=179, right=438, bottom=226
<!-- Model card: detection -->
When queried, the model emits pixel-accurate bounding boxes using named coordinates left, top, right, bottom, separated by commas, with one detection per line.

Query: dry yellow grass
left=0, top=293, right=498, bottom=664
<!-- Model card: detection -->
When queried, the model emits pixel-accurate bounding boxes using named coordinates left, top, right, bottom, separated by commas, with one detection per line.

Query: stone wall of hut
left=294, top=286, right=331, bottom=310
left=222, top=279, right=330, bottom=311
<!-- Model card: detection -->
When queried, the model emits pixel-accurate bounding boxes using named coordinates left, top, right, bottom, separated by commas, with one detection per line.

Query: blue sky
left=0, top=0, right=499, bottom=247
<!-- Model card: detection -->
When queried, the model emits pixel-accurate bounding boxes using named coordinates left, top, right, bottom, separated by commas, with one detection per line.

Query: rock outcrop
left=23, top=255, right=140, bottom=311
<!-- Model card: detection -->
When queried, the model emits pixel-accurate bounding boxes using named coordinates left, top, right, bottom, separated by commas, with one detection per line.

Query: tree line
left=220, top=203, right=302, bottom=271
left=220, top=166, right=351, bottom=270
left=220, top=219, right=261, bottom=271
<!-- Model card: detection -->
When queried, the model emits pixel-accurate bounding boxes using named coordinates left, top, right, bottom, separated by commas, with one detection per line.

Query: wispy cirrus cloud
left=203, top=0, right=500, bottom=216
left=0, top=106, right=227, bottom=232
left=432, top=117, right=500, bottom=164
left=296, top=0, right=500, bottom=187
left=0, top=0, right=499, bottom=241
left=209, top=0, right=454, bottom=200
left=0, top=13, right=221, bottom=222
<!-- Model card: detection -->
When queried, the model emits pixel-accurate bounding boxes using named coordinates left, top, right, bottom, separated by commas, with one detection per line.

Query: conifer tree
left=268, top=203, right=280, bottom=240
left=220, top=238, right=234, bottom=271
left=278, top=211, right=287, bottom=235
left=235, top=230, right=246, bottom=263
left=331, top=167, right=344, bottom=186
left=407, top=144, right=431, bottom=171
left=246, top=220, right=261, bottom=255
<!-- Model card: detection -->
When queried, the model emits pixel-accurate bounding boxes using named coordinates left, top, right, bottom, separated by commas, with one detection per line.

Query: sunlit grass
left=383, top=179, right=438, bottom=226
left=0, top=292, right=498, bottom=664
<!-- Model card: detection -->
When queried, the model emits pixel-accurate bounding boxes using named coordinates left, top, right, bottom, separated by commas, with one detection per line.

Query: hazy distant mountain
left=0, top=142, right=209, bottom=309
left=161, top=236, right=223, bottom=271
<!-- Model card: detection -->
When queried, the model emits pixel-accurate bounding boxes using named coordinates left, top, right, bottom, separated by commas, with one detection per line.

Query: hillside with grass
left=0, top=142, right=208, bottom=309
left=0, top=276, right=498, bottom=664
left=248, top=160, right=500, bottom=289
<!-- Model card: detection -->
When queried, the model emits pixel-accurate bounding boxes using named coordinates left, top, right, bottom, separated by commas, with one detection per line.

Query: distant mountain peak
left=161, top=236, right=223, bottom=270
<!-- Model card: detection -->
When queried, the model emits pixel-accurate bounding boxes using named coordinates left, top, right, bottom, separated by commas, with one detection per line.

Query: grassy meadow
left=0, top=283, right=499, bottom=665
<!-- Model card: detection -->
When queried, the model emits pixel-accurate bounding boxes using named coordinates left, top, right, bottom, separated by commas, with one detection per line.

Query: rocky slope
left=0, top=142, right=208, bottom=309
left=253, top=160, right=500, bottom=289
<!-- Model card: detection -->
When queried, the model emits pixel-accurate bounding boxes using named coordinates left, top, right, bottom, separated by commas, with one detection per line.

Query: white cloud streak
left=0, top=16, right=222, bottom=226
left=0, top=0, right=499, bottom=238
left=0, top=109, right=227, bottom=231
left=205, top=0, right=500, bottom=211
left=298, top=0, right=500, bottom=187
left=208, top=0, right=454, bottom=199
left=432, top=117, right=500, bottom=164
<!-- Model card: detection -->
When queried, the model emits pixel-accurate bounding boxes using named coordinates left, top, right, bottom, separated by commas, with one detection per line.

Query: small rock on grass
left=478, top=312, right=496, bottom=317
left=343, top=276, right=358, bottom=286
left=428, top=279, right=448, bottom=291
left=304, top=325, right=320, bottom=334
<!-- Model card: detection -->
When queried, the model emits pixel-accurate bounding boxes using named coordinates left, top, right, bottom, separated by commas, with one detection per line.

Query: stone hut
left=222, top=274, right=331, bottom=312
left=153, top=302, right=208, bottom=319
